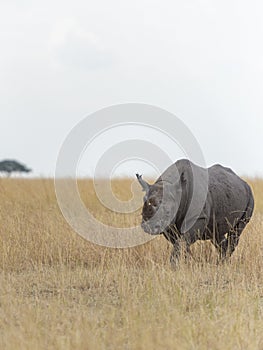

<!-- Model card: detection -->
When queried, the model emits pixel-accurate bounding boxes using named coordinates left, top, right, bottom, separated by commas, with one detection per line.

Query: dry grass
left=0, top=177, right=263, bottom=349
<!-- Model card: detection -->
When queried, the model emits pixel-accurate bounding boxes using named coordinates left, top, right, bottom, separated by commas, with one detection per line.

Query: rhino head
left=136, top=173, right=182, bottom=235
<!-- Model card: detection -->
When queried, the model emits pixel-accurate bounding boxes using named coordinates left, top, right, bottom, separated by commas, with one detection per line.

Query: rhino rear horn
left=136, top=174, right=150, bottom=194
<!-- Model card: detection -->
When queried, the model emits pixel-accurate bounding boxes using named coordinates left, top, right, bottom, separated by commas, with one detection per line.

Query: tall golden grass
left=0, top=177, right=262, bottom=349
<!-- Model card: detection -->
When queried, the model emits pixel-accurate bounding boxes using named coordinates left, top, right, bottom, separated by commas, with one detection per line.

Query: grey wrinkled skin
left=136, top=159, right=254, bottom=265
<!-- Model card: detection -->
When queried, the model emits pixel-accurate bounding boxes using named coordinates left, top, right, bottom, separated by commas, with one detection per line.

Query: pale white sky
left=1, top=0, right=263, bottom=177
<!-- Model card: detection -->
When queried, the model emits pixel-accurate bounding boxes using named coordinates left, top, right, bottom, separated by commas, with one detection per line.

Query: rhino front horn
left=136, top=173, right=150, bottom=194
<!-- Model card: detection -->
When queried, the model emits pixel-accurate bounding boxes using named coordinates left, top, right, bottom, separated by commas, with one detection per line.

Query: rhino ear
left=172, top=171, right=186, bottom=195
left=173, top=171, right=187, bottom=190
left=180, top=171, right=186, bottom=183
left=136, top=174, right=150, bottom=194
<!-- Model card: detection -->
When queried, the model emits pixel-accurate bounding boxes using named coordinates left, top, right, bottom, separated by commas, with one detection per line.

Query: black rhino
left=136, top=159, right=254, bottom=264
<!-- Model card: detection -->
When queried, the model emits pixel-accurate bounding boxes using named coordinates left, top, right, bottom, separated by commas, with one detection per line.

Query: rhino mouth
left=141, top=220, right=163, bottom=235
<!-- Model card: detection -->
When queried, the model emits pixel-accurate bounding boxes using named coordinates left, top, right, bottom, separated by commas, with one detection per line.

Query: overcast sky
left=1, top=0, right=263, bottom=177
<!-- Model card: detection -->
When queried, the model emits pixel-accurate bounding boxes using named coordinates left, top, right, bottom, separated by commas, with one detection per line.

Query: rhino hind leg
left=216, top=233, right=240, bottom=260
left=216, top=216, right=252, bottom=259
left=214, top=195, right=254, bottom=260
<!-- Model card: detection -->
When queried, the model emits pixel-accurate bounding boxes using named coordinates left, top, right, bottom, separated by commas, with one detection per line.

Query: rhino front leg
left=170, top=239, right=181, bottom=267
left=170, top=238, right=192, bottom=267
left=170, top=220, right=207, bottom=267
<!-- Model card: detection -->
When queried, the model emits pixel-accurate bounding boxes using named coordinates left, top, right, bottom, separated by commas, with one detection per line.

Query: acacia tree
left=0, top=160, right=31, bottom=176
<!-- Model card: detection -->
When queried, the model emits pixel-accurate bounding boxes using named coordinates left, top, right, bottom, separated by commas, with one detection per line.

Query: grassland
left=0, top=177, right=263, bottom=350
